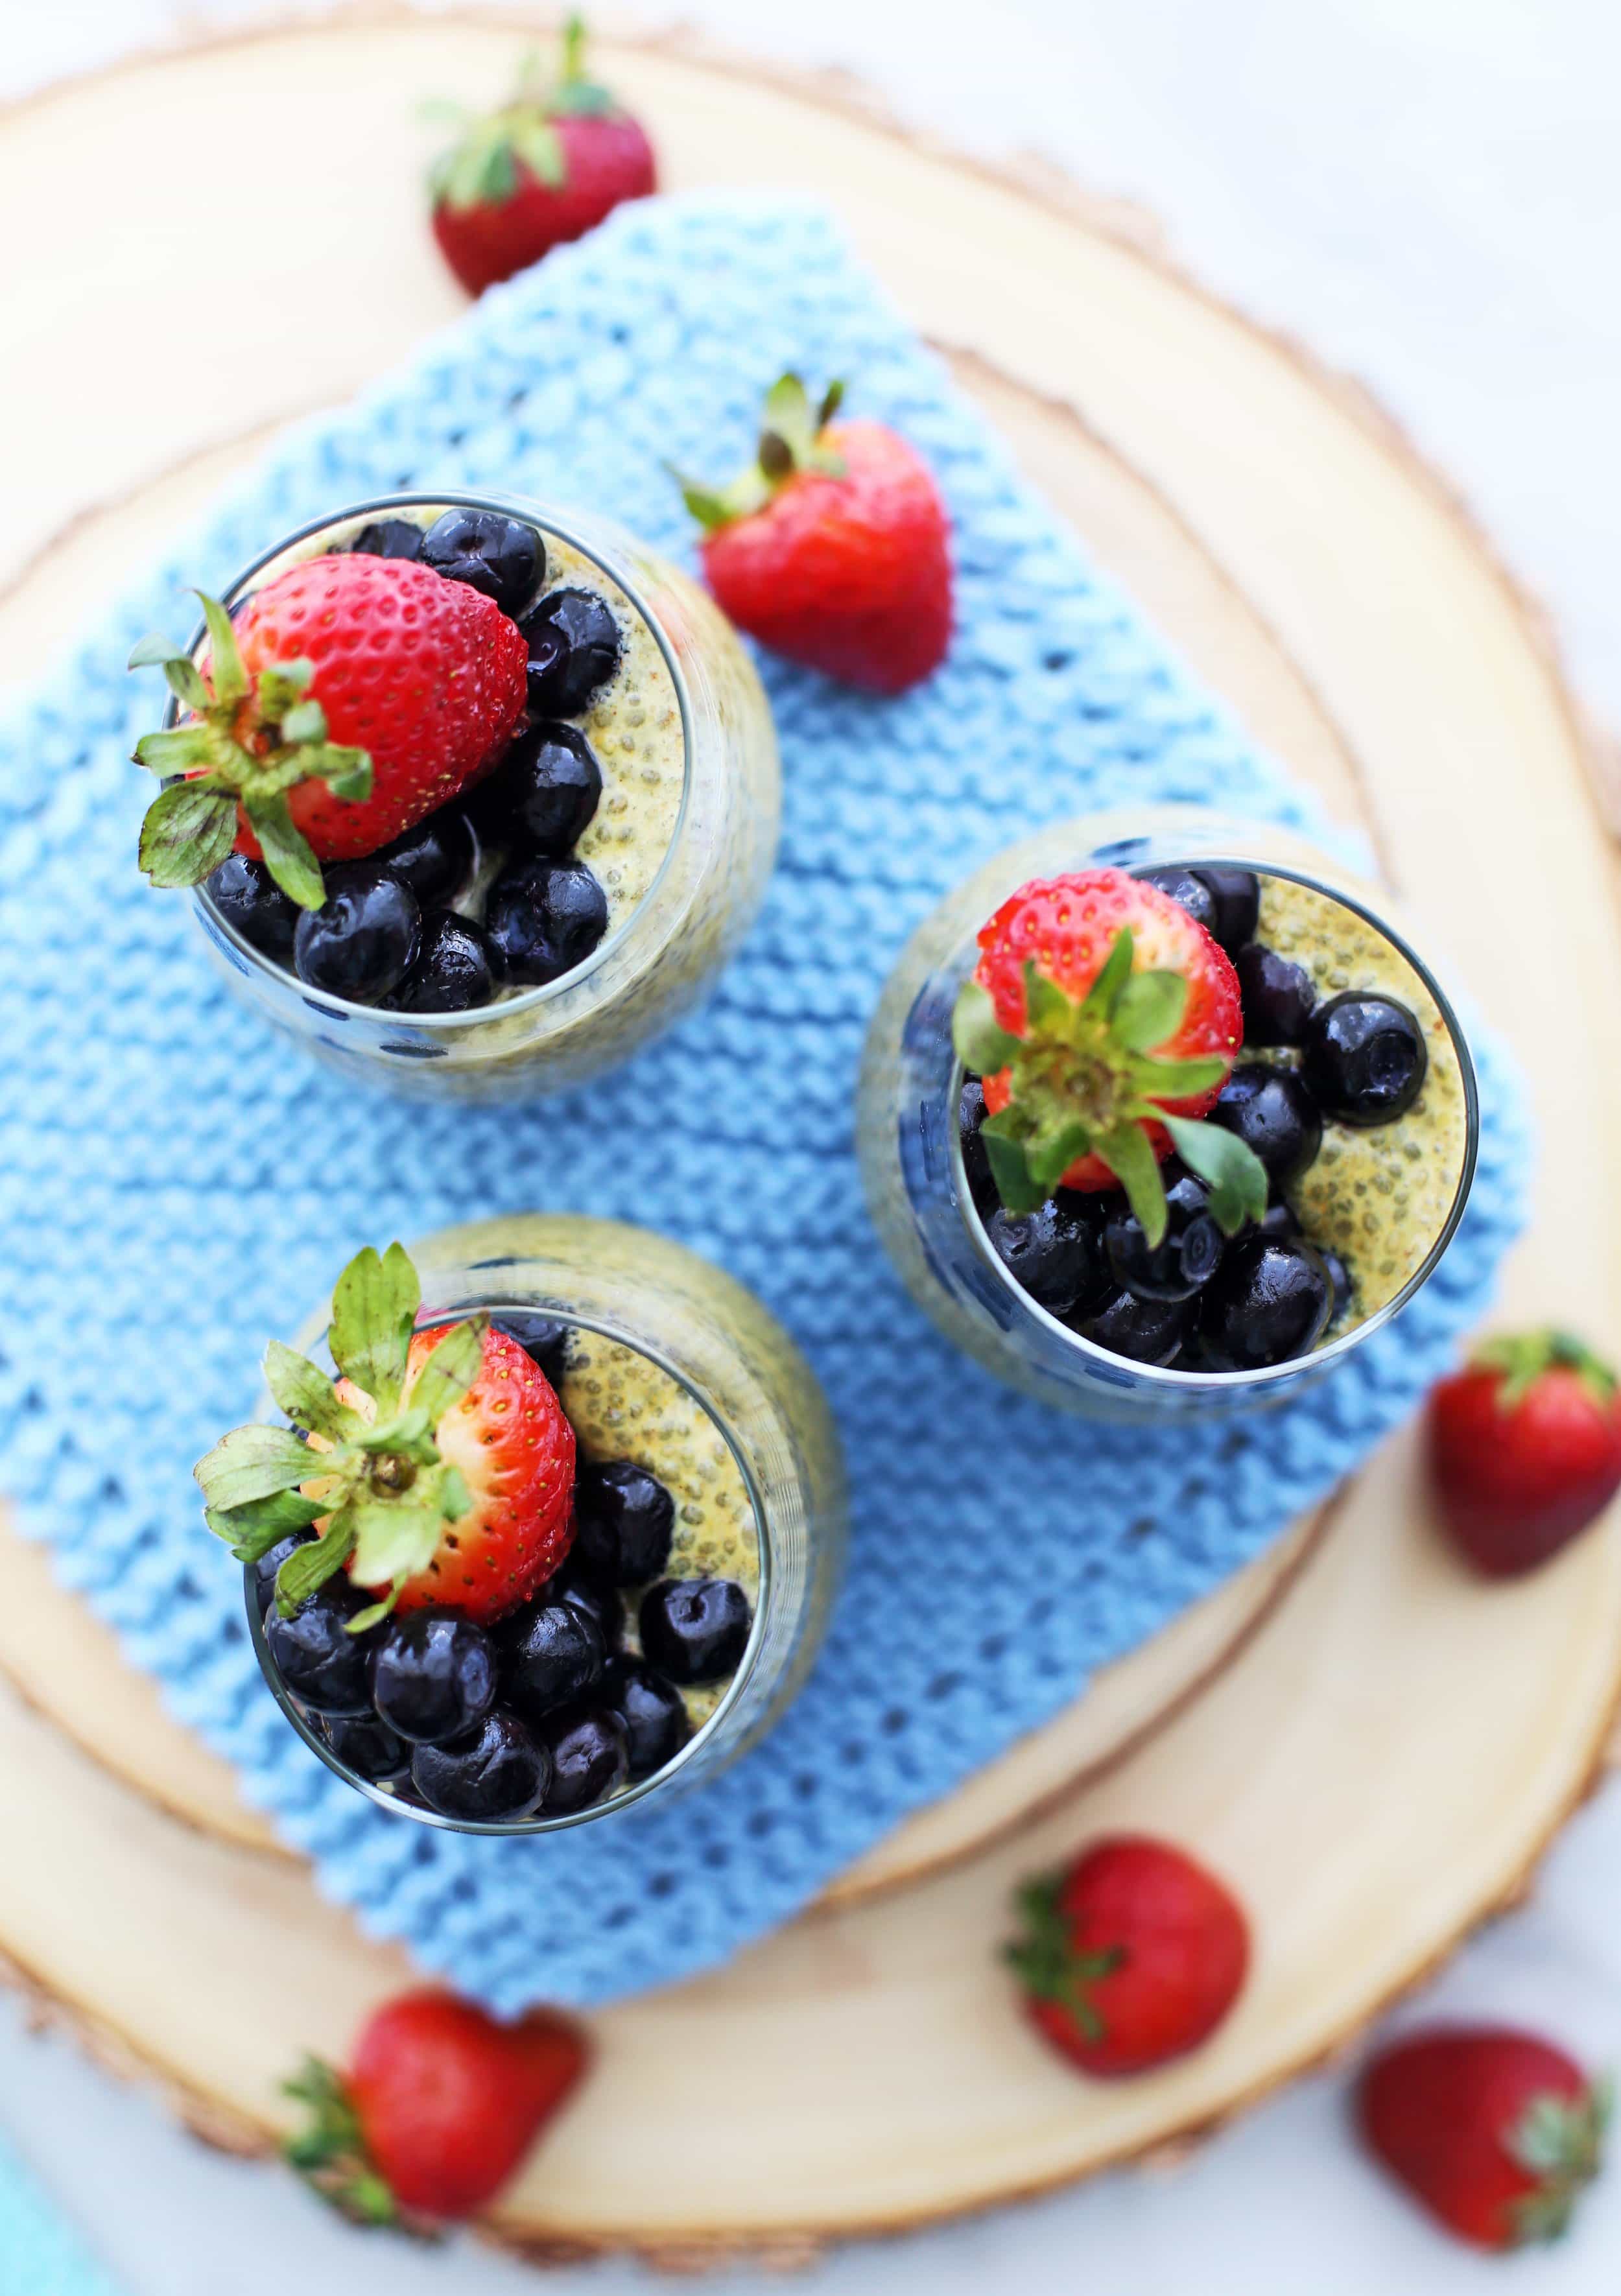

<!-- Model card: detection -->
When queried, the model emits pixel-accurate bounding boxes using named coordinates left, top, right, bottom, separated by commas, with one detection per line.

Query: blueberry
left=986, top=1195, right=1111, bottom=1318
left=368, top=1611, right=498, bottom=1744
left=320, top=1711, right=412, bottom=1786
left=500, top=1601, right=605, bottom=1725
left=1301, top=993, right=1428, bottom=1126
left=639, top=1579, right=753, bottom=1685
left=471, top=722, right=602, bottom=857
left=410, top=1709, right=550, bottom=1823
left=1137, top=866, right=1218, bottom=938
left=263, top=1583, right=371, bottom=1716
left=1070, top=1288, right=1192, bottom=1366
left=519, top=588, right=623, bottom=716
left=548, top=1564, right=622, bottom=1651
left=420, top=510, right=543, bottom=618
left=536, top=1707, right=630, bottom=1814
left=373, top=809, right=473, bottom=906
left=252, top=1530, right=313, bottom=1615
left=1200, top=1235, right=1334, bottom=1371
left=1104, top=1166, right=1225, bottom=1301
left=574, top=1461, right=674, bottom=1587
left=600, top=1657, right=689, bottom=1781
left=348, top=517, right=425, bottom=562
left=205, top=853, right=298, bottom=961
left=958, top=1074, right=995, bottom=1211
left=1191, top=866, right=1260, bottom=957
left=292, top=864, right=421, bottom=1003
left=390, top=913, right=495, bottom=1013
left=1211, top=1063, right=1323, bottom=1189
left=491, top=1313, right=573, bottom=1386
left=484, top=858, right=608, bottom=986
left=1236, top=943, right=1316, bottom=1047
left=1257, top=1200, right=1302, bottom=1241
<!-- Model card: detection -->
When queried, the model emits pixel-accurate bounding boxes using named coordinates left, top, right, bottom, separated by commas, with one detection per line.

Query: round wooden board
left=1, top=10, right=1620, bottom=2266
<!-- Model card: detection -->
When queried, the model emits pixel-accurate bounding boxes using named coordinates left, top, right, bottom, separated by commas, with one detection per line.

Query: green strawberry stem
left=196, top=1244, right=485, bottom=1627
left=127, top=593, right=372, bottom=909
left=1507, top=2076, right=1611, bottom=2243
left=1473, top=1331, right=1618, bottom=1412
left=952, top=929, right=1267, bottom=1246
left=672, top=372, right=847, bottom=534
left=428, top=15, right=619, bottom=211
left=283, top=2057, right=400, bottom=2229
left=1003, top=1874, right=1124, bottom=2042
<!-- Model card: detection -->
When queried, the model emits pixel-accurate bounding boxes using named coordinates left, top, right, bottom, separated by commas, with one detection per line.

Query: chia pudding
left=857, top=811, right=1478, bottom=1419
left=228, top=1216, right=846, bottom=1830
left=134, top=491, right=779, bottom=1102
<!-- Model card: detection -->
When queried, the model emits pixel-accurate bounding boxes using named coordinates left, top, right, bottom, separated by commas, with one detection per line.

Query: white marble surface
left=3, top=2, right=1619, bottom=2288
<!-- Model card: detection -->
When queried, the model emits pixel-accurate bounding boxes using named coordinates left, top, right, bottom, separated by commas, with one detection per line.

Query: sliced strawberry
left=954, top=866, right=1259, bottom=1244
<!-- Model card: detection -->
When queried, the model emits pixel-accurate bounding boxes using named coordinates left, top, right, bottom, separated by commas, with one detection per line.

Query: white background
left=3, top=3, right=1620, bottom=2290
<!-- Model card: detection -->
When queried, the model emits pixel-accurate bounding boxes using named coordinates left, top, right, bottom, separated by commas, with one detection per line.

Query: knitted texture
left=0, top=196, right=1526, bottom=2009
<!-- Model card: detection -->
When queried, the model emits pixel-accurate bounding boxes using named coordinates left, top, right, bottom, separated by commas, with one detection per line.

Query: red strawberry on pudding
left=1358, top=2024, right=1607, bottom=2249
left=1006, top=1834, right=1250, bottom=2077
left=676, top=373, right=953, bottom=694
left=286, top=1988, right=589, bottom=2226
left=428, top=18, right=656, bottom=298
left=1426, top=1331, right=1621, bottom=1578
left=198, top=1237, right=764, bottom=1827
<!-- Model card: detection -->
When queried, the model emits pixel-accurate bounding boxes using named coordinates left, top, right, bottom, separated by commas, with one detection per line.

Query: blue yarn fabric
left=0, top=195, right=1527, bottom=2010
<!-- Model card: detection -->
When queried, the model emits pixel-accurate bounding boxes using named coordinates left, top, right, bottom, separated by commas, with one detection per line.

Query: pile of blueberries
left=251, top=1316, right=755, bottom=1825
left=960, top=864, right=1431, bottom=1375
left=205, top=508, right=627, bottom=1013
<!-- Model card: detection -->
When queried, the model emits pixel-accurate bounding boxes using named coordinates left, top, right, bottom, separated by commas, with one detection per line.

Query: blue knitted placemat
left=0, top=195, right=1526, bottom=2011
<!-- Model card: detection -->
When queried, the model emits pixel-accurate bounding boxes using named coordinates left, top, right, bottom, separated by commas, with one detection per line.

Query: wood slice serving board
left=2, top=12, right=1620, bottom=2267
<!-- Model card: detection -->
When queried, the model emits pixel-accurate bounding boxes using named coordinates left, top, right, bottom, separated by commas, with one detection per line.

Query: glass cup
left=179, top=491, right=780, bottom=1102
left=244, top=1215, right=849, bottom=1832
left=857, top=807, right=1480, bottom=1421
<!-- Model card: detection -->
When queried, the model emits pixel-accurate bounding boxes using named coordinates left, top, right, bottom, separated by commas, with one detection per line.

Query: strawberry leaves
left=127, top=593, right=373, bottom=910
left=196, top=1245, right=488, bottom=1625
left=1004, top=1874, right=1124, bottom=2042
left=674, top=372, right=848, bottom=534
left=953, top=929, right=1266, bottom=1244
left=283, top=2058, right=399, bottom=2228
left=1473, top=1330, right=1619, bottom=1412
left=1507, top=2077, right=1611, bottom=2243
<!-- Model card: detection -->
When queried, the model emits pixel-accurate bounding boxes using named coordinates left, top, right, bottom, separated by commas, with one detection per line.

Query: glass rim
left=949, top=849, right=1482, bottom=1394
left=177, top=488, right=697, bottom=1032
left=243, top=1295, right=774, bottom=1835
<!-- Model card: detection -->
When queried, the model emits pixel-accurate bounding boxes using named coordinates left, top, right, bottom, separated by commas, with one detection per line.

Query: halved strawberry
left=954, top=866, right=1261, bottom=1245
left=128, top=554, right=527, bottom=910
left=195, top=1244, right=575, bottom=1631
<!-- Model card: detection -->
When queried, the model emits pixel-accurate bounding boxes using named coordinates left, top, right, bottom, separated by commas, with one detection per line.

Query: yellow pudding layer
left=1257, top=874, right=1468, bottom=1330
left=558, top=1333, right=760, bottom=1733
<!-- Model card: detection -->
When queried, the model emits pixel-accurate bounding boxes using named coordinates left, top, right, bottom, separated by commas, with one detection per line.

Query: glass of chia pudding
left=857, top=807, right=1478, bottom=1419
left=136, top=491, right=779, bottom=1101
left=211, top=1218, right=847, bottom=1832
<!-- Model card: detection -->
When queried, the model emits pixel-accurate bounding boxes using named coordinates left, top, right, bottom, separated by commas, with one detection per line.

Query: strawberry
left=195, top=1243, right=575, bottom=1631
left=285, top=1989, right=589, bottom=2225
left=1358, top=2025, right=1609, bottom=2249
left=676, top=373, right=952, bottom=694
left=427, top=19, right=656, bottom=298
left=953, top=866, right=1260, bottom=1245
left=1006, top=1834, right=1249, bottom=2077
left=1427, top=1332, right=1621, bottom=1578
left=128, top=555, right=527, bottom=910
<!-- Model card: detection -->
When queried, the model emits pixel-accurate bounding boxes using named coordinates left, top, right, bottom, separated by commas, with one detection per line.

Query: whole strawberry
left=1007, top=1834, right=1250, bottom=2077
left=195, top=1242, right=576, bottom=1629
left=1427, top=1331, right=1621, bottom=1578
left=676, top=374, right=952, bottom=694
left=286, top=1989, right=589, bottom=2224
left=428, top=19, right=656, bottom=298
left=1358, top=2024, right=1608, bottom=2249
left=129, top=557, right=527, bottom=908
left=954, top=866, right=1261, bottom=1245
